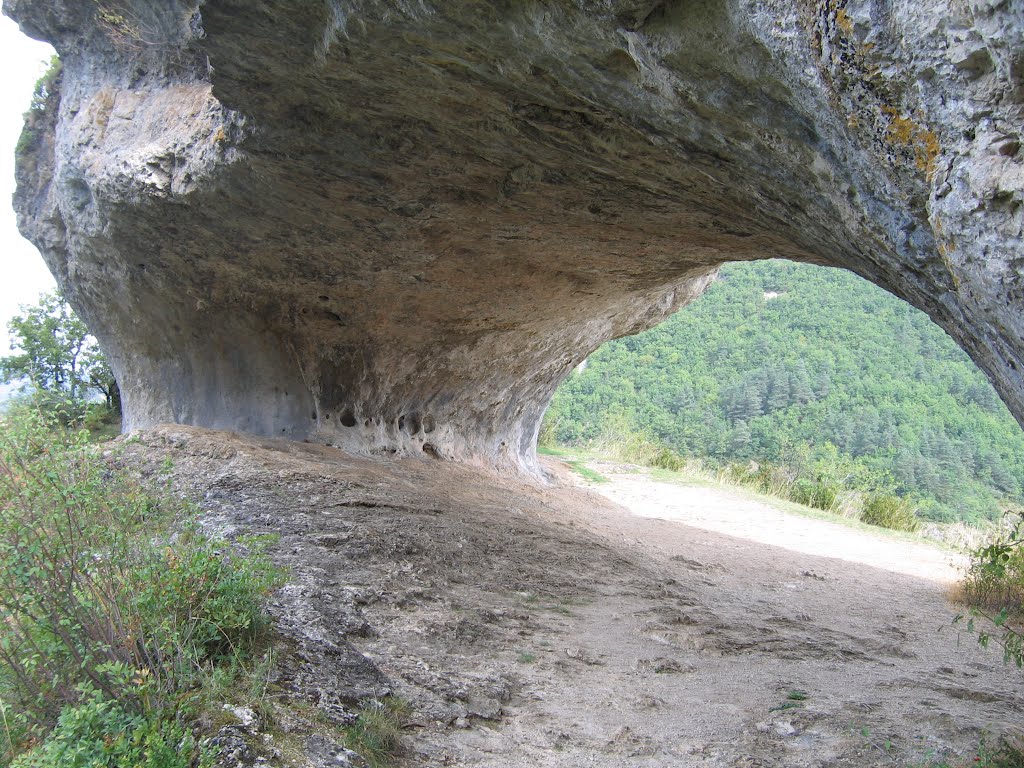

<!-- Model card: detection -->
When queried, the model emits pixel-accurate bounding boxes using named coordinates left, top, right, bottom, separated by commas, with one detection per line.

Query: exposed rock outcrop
left=124, top=427, right=1024, bottom=766
left=5, top=0, right=1022, bottom=470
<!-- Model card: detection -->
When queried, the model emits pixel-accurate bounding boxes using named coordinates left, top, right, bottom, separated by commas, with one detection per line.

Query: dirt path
left=478, top=461, right=1019, bottom=767
left=127, top=429, right=1022, bottom=768
left=583, top=461, right=964, bottom=583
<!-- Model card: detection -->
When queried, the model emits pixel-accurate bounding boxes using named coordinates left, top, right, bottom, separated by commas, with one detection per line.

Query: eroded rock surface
left=5, top=0, right=1023, bottom=469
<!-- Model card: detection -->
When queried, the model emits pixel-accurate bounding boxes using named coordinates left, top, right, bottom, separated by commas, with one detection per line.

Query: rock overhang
left=4, top=0, right=1022, bottom=471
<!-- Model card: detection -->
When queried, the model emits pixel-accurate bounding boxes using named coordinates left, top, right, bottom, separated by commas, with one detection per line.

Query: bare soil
left=128, top=428, right=1023, bottom=767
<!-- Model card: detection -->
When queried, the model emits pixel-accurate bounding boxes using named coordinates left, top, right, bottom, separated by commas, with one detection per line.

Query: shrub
left=956, top=509, right=1023, bottom=670
left=10, top=688, right=195, bottom=768
left=649, top=447, right=685, bottom=472
left=860, top=493, right=920, bottom=532
left=0, top=405, right=282, bottom=765
left=961, top=511, right=1024, bottom=614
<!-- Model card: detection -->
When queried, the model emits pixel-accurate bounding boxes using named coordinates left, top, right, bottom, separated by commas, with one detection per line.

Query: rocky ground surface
left=125, top=427, right=1022, bottom=767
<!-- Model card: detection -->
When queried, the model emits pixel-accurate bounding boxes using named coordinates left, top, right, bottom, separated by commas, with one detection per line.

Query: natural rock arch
left=5, top=0, right=1022, bottom=471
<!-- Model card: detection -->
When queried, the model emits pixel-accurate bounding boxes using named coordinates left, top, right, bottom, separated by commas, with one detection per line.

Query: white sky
left=0, top=16, right=56, bottom=354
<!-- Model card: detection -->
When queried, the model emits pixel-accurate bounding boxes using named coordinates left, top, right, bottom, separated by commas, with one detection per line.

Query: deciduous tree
left=1, top=292, right=120, bottom=414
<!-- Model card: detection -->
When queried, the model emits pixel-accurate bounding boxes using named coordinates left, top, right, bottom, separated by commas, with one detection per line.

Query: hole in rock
left=397, top=415, right=406, bottom=432
left=542, top=259, right=1024, bottom=526
left=340, top=408, right=357, bottom=427
left=422, top=443, right=441, bottom=459
left=422, top=415, right=436, bottom=434
left=406, top=413, right=422, bottom=434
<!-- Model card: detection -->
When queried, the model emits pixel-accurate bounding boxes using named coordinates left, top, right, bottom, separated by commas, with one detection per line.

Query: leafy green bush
left=0, top=405, right=282, bottom=765
left=956, top=509, right=1023, bottom=669
left=790, top=476, right=840, bottom=512
left=649, top=447, right=685, bottom=472
left=962, top=511, right=1024, bottom=613
left=10, top=688, right=196, bottom=768
left=717, top=459, right=849, bottom=514
left=860, top=494, right=920, bottom=532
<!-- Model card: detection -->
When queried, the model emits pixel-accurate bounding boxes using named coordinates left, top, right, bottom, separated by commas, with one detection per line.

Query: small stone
left=223, top=704, right=258, bottom=730
left=773, top=720, right=798, bottom=737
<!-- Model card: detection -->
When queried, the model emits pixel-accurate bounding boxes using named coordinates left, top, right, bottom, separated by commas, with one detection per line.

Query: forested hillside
left=543, top=260, right=1024, bottom=523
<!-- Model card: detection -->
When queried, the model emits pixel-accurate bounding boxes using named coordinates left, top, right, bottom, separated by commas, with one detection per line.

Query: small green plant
left=517, top=651, right=537, bottom=664
left=962, top=510, right=1024, bottom=612
left=767, top=690, right=808, bottom=713
left=15, top=56, right=61, bottom=158
left=860, top=493, right=920, bottom=532
left=849, top=724, right=899, bottom=760
left=27, top=57, right=61, bottom=114
left=93, top=2, right=149, bottom=50
left=343, top=698, right=409, bottom=768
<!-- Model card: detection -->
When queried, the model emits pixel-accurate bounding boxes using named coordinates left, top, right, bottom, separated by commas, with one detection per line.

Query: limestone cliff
left=4, top=0, right=1022, bottom=470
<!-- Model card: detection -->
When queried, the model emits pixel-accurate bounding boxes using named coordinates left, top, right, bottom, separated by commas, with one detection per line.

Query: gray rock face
left=5, top=0, right=1022, bottom=470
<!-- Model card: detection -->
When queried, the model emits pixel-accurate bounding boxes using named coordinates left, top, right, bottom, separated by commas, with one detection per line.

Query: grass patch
left=537, top=444, right=608, bottom=482
left=342, top=698, right=409, bottom=768
left=564, top=460, right=608, bottom=484
left=543, top=429, right=939, bottom=536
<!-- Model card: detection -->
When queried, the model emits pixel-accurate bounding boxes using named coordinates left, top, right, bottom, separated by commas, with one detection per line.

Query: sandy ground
left=127, top=429, right=1023, bottom=768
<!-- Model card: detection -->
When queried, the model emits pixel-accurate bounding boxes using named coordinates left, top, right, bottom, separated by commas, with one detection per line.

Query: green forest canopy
left=543, top=260, right=1024, bottom=524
